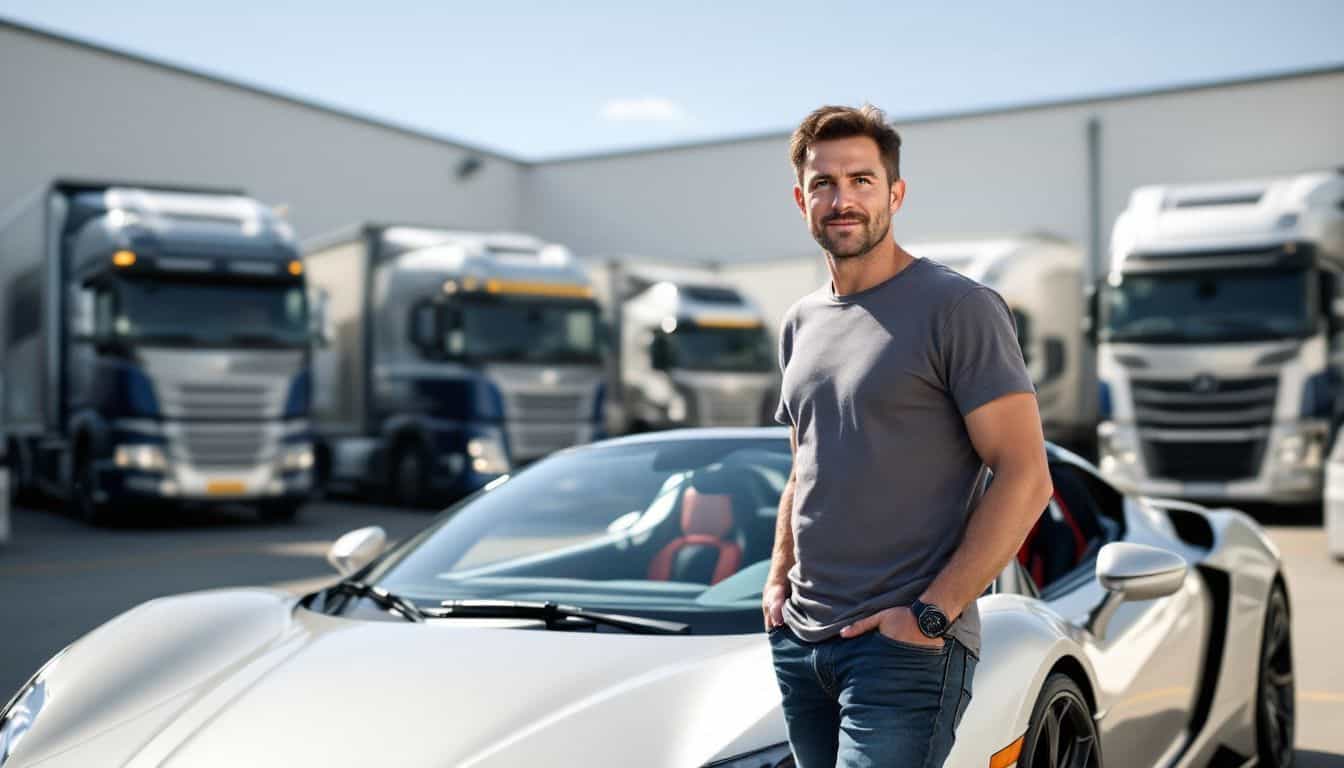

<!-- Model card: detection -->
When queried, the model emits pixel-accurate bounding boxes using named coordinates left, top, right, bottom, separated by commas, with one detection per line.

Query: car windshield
left=102, top=276, right=308, bottom=346
left=668, top=325, right=774, bottom=372
left=447, top=297, right=602, bottom=364
left=1102, top=268, right=1314, bottom=343
left=363, top=436, right=792, bottom=633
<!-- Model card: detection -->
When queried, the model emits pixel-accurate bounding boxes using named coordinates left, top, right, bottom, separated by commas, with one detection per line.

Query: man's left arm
left=840, top=392, right=1052, bottom=643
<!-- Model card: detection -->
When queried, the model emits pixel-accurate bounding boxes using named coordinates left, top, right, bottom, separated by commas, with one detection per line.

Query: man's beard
left=812, top=211, right=891, bottom=260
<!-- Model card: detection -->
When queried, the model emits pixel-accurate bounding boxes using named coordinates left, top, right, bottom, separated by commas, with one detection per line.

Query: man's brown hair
left=789, top=104, right=902, bottom=185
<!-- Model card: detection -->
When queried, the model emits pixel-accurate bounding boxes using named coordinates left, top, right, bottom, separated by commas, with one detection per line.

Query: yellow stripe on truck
left=693, top=316, right=762, bottom=329
left=485, top=279, right=593, bottom=298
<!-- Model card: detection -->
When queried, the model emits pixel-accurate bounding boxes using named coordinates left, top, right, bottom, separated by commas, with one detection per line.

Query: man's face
left=794, top=136, right=905, bottom=259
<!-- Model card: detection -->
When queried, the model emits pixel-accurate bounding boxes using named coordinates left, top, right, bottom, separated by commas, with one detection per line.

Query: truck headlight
left=113, top=443, right=167, bottom=471
left=0, top=650, right=64, bottom=767
left=1097, top=424, right=1138, bottom=467
left=1277, top=432, right=1325, bottom=470
left=466, top=437, right=510, bottom=475
left=705, top=743, right=792, bottom=767
left=278, top=444, right=315, bottom=472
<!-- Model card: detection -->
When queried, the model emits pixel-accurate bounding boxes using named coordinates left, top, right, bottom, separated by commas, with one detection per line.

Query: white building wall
left=0, top=22, right=526, bottom=242
left=526, top=70, right=1344, bottom=287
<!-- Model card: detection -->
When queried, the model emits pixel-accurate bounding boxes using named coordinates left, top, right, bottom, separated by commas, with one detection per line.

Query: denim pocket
left=871, top=630, right=949, bottom=655
left=953, top=650, right=978, bottom=729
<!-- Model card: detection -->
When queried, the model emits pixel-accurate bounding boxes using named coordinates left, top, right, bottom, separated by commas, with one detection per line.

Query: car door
left=1038, top=463, right=1209, bottom=768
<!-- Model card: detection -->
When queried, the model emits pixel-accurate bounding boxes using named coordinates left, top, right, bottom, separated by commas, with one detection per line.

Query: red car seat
left=647, top=487, right=743, bottom=585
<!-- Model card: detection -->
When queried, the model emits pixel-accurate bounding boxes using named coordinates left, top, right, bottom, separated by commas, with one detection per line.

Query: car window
left=1021, top=462, right=1124, bottom=595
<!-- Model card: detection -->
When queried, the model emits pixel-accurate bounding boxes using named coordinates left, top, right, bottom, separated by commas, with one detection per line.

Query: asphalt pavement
left=1, top=499, right=1342, bottom=765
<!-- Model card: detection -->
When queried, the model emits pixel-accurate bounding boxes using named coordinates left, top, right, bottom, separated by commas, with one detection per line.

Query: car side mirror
left=1088, top=542, right=1187, bottom=639
left=1043, top=338, right=1067, bottom=383
left=327, top=526, right=387, bottom=577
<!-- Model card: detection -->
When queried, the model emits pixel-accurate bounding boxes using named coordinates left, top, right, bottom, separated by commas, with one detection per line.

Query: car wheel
left=390, top=445, right=427, bottom=509
left=1256, top=584, right=1295, bottom=768
left=1020, top=673, right=1100, bottom=768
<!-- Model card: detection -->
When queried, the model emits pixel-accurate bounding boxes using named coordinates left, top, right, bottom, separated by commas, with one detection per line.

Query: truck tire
left=258, top=500, right=302, bottom=523
left=389, top=444, right=428, bottom=509
left=71, top=453, right=117, bottom=527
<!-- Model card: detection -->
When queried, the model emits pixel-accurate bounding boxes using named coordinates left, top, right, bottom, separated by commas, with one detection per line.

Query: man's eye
left=813, top=180, right=829, bottom=189
left=856, top=177, right=872, bottom=185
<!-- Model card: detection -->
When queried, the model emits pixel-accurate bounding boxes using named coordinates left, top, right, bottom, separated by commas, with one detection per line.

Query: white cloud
left=599, top=97, right=688, bottom=122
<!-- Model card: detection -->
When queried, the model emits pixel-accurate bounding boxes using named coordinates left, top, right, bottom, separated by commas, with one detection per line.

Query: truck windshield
left=669, top=325, right=773, bottom=372
left=103, top=276, right=309, bottom=346
left=448, top=297, right=602, bottom=365
left=1103, top=268, right=1314, bottom=343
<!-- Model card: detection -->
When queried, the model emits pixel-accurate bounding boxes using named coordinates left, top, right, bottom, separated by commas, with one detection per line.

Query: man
left=764, top=104, right=1053, bottom=768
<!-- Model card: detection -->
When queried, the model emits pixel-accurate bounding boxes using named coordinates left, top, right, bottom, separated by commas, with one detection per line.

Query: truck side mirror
left=1083, top=280, right=1102, bottom=347
left=1043, top=338, right=1067, bottom=383
left=310, top=288, right=333, bottom=348
left=409, top=303, right=439, bottom=354
left=650, top=334, right=672, bottom=371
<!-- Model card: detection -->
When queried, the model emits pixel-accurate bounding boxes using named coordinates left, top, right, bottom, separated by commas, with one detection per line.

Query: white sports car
left=1, top=429, right=1293, bottom=768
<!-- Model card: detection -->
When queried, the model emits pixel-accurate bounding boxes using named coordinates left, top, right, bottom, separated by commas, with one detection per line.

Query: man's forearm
left=921, top=464, right=1051, bottom=622
left=767, top=476, right=797, bottom=586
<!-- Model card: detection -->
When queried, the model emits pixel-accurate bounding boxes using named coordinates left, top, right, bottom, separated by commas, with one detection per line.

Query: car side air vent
left=1166, top=508, right=1215, bottom=549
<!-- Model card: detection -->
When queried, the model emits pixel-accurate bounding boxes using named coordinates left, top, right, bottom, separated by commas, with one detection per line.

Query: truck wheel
left=390, top=445, right=428, bottom=509
left=71, top=454, right=116, bottom=527
left=258, top=500, right=302, bottom=523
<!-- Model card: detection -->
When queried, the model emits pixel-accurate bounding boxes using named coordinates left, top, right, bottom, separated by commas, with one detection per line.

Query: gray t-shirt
left=774, top=257, right=1033, bottom=654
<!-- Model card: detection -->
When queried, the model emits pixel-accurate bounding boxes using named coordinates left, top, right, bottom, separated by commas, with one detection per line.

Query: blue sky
left=3, top=1, right=1342, bottom=160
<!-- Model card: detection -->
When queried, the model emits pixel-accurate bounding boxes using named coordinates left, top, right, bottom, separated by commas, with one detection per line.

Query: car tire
left=1256, top=584, right=1295, bottom=768
left=389, top=445, right=428, bottom=509
left=1020, top=673, right=1100, bottom=768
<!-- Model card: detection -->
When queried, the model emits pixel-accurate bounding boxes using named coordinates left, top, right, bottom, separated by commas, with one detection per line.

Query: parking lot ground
left=1, top=500, right=1342, bottom=763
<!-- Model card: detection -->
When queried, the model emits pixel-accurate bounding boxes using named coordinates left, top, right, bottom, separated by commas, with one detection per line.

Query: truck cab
left=611, top=267, right=777, bottom=432
left=1097, top=170, right=1344, bottom=504
left=0, top=182, right=315, bottom=524
left=910, top=234, right=1096, bottom=457
left=305, top=226, right=607, bottom=506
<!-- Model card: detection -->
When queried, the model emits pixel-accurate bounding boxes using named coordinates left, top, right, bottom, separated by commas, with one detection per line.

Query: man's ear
left=794, top=184, right=806, bottom=218
left=889, top=178, right=907, bottom=216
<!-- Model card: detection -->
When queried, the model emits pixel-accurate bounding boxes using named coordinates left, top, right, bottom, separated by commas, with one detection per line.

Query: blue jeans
left=769, top=624, right=977, bottom=768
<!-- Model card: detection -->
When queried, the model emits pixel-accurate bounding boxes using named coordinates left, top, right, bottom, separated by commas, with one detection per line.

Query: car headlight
left=278, top=443, right=315, bottom=473
left=0, top=650, right=65, bottom=767
left=113, top=443, right=167, bottom=471
left=466, top=437, right=510, bottom=475
left=705, top=743, right=793, bottom=768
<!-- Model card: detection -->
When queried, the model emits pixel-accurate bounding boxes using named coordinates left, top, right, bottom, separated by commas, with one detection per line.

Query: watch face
left=918, top=607, right=948, bottom=637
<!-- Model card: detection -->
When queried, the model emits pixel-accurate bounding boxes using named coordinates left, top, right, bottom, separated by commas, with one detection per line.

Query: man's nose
left=831, top=182, right=859, bottom=212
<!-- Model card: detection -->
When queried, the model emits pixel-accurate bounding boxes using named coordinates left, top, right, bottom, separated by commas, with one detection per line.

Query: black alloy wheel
left=1021, top=674, right=1100, bottom=768
left=390, top=446, right=427, bottom=509
left=1257, top=585, right=1295, bottom=768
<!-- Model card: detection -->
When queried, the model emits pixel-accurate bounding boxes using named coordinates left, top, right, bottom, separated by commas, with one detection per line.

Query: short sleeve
left=941, top=287, right=1035, bottom=416
left=774, top=314, right=795, bottom=426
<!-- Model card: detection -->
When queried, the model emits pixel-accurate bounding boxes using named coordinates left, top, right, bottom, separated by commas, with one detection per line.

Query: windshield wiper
left=229, top=332, right=306, bottom=347
left=326, top=580, right=424, bottom=623
left=427, top=599, right=690, bottom=635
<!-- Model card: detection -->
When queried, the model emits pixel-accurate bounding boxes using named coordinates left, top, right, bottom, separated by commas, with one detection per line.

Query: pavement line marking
left=1301, top=691, right=1344, bottom=704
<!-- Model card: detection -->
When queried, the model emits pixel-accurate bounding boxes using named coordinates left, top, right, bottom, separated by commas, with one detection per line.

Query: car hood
left=10, top=589, right=784, bottom=768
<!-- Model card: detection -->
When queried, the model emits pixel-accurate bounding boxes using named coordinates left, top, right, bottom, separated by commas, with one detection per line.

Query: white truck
left=1097, top=170, right=1344, bottom=505
left=594, top=263, right=778, bottom=433
left=910, top=234, right=1096, bottom=457
left=304, top=225, right=607, bottom=506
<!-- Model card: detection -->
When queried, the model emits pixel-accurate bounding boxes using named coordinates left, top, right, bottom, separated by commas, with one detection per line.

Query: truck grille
left=1131, top=376, right=1278, bottom=431
left=177, top=424, right=270, bottom=469
left=506, top=391, right=589, bottom=462
left=513, top=392, right=584, bottom=421
left=163, top=382, right=279, bottom=420
left=1142, top=439, right=1265, bottom=482
left=1133, top=376, right=1276, bottom=482
left=697, top=392, right=760, bottom=427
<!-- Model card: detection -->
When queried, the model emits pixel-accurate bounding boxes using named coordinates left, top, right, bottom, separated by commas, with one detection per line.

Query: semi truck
left=594, top=263, right=778, bottom=433
left=1096, top=170, right=1344, bottom=505
left=0, top=181, right=316, bottom=525
left=303, top=225, right=606, bottom=506
left=910, top=234, right=1097, bottom=457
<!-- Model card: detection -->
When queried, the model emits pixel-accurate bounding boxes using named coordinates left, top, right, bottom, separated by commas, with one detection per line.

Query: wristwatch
left=910, top=599, right=950, bottom=639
